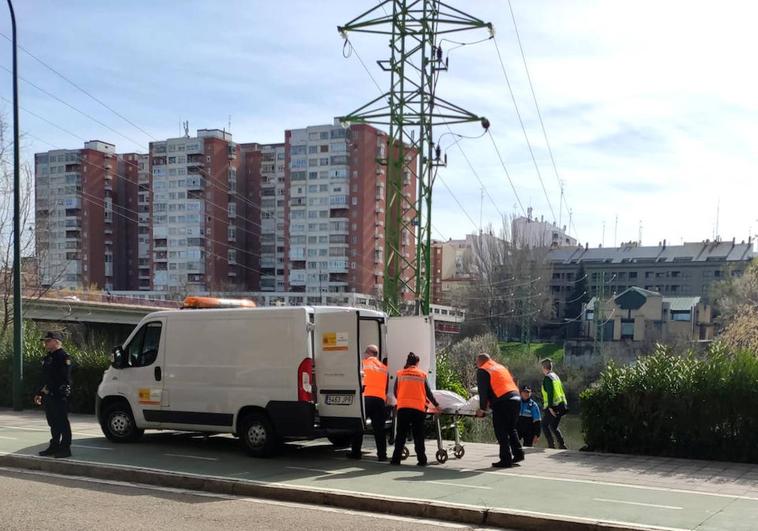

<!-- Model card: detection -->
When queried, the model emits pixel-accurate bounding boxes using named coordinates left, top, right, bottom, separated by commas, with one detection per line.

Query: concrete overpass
left=22, top=297, right=170, bottom=326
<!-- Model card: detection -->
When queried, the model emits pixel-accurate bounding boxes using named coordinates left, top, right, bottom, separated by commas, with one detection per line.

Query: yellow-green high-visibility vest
left=542, top=371, right=567, bottom=407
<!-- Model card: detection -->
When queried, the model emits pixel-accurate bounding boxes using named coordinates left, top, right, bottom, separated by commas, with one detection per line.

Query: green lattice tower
left=337, top=0, right=490, bottom=316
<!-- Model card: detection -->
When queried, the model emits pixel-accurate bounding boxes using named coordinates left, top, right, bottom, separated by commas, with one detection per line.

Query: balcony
left=329, top=208, right=349, bottom=219
left=186, top=177, right=205, bottom=190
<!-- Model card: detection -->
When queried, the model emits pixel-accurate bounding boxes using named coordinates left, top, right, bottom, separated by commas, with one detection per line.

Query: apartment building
left=431, top=233, right=505, bottom=305
left=148, top=129, right=249, bottom=293
left=548, top=239, right=755, bottom=319
left=133, top=153, right=151, bottom=290
left=239, top=142, right=287, bottom=292
left=35, top=120, right=419, bottom=298
left=35, top=141, right=134, bottom=290
left=511, top=208, right=576, bottom=248
left=284, top=121, right=416, bottom=296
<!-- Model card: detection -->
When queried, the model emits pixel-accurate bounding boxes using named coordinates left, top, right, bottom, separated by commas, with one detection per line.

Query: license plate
left=325, top=394, right=354, bottom=406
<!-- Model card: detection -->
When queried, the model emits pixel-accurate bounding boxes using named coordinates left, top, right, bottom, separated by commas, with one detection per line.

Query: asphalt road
left=0, top=468, right=495, bottom=531
left=2, top=411, right=758, bottom=530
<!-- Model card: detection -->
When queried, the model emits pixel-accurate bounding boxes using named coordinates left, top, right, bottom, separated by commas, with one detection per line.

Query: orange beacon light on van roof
left=181, top=296, right=256, bottom=309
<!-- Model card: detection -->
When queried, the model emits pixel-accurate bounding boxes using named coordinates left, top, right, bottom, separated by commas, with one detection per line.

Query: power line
left=436, top=174, right=479, bottom=231
left=345, top=38, right=498, bottom=239
left=0, top=31, right=157, bottom=141
left=486, top=129, right=526, bottom=216
left=445, top=126, right=504, bottom=219
left=0, top=65, right=147, bottom=151
left=505, top=1, right=578, bottom=238
left=491, top=36, right=557, bottom=224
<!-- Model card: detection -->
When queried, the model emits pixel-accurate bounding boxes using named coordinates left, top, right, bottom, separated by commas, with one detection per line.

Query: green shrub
left=580, top=344, right=758, bottom=463
left=0, top=322, right=110, bottom=414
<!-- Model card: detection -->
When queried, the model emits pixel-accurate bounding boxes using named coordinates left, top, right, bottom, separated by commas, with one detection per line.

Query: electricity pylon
left=338, top=0, right=491, bottom=316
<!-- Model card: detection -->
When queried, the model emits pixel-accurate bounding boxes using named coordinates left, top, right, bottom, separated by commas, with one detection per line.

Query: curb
left=0, top=453, right=666, bottom=531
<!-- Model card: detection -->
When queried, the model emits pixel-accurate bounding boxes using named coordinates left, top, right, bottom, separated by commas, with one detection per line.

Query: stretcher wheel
left=436, top=449, right=448, bottom=464
left=454, top=446, right=465, bottom=459
left=401, top=446, right=410, bottom=460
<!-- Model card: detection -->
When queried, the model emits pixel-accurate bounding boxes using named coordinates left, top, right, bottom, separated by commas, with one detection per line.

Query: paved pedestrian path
left=1, top=410, right=757, bottom=530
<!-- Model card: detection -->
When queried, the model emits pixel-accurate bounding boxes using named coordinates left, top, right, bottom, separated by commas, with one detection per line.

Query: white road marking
left=0, top=461, right=695, bottom=531
left=461, top=468, right=758, bottom=502
left=0, top=436, right=18, bottom=440
left=0, top=425, right=97, bottom=437
left=164, top=453, right=218, bottom=461
left=428, top=481, right=492, bottom=490
left=594, top=498, right=683, bottom=510
left=286, top=466, right=338, bottom=475
left=72, top=444, right=113, bottom=451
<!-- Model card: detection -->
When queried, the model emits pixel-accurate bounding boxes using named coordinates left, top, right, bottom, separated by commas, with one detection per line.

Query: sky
left=2, top=0, right=758, bottom=248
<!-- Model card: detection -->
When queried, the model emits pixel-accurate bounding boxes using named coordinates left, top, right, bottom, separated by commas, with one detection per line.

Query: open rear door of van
left=386, top=315, right=436, bottom=404
left=313, top=309, right=364, bottom=433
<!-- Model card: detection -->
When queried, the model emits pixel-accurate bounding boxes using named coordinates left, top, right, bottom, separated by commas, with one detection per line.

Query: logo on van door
left=138, top=388, right=161, bottom=405
left=322, top=332, right=349, bottom=352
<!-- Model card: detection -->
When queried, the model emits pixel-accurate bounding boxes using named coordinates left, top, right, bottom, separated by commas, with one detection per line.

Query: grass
left=499, top=341, right=564, bottom=363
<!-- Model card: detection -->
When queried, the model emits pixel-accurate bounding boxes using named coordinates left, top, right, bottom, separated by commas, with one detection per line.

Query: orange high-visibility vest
left=481, top=359, right=518, bottom=399
left=363, top=357, right=388, bottom=401
left=396, top=367, right=428, bottom=412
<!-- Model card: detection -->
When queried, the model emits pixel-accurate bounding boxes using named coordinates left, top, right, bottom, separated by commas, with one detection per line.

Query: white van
left=96, top=305, right=434, bottom=457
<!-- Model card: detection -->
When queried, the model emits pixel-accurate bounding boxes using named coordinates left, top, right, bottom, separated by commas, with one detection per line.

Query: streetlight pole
left=7, top=0, right=23, bottom=411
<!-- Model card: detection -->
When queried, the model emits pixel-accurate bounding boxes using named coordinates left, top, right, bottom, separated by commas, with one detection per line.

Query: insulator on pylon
left=435, top=144, right=441, bottom=161
left=437, top=46, right=443, bottom=62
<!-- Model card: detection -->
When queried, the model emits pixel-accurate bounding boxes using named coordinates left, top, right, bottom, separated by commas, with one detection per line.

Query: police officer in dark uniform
left=33, top=331, right=73, bottom=458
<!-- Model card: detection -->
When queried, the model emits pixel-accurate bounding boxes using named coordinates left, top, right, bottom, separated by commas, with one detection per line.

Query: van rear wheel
left=239, top=412, right=278, bottom=457
left=101, top=402, right=143, bottom=443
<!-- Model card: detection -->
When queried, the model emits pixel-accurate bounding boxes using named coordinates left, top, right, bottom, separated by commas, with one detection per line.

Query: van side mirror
left=111, top=346, right=125, bottom=369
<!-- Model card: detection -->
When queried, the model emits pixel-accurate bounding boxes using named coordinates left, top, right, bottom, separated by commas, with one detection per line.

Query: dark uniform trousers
left=43, top=394, right=72, bottom=449
left=517, top=416, right=538, bottom=447
left=542, top=404, right=567, bottom=449
left=351, top=396, right=387, bottom=458
left=392, top=408, right=427, bottom=464
left=491, top=398, right=523, bottom=465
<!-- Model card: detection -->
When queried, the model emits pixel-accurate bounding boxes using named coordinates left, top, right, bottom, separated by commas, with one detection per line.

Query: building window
left=621, top=320, right=634, bottom=339
left=671, top=310, right=691, bottom=321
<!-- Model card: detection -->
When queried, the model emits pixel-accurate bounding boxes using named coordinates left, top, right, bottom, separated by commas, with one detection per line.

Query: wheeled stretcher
left=396, top=390, right=481, bottom=464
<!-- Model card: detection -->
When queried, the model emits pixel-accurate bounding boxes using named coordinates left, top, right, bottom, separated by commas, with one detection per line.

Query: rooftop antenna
left=613, top=214, right=618, bottom=247
left=601, top=220, right=606, bottom=247
left=713, top=197, right=720, bottom=241
left=228, top=114, right=232, bottom=133
left=638, top=220, right=643, bottom=245
left=182, top=120, right=190, bottom=138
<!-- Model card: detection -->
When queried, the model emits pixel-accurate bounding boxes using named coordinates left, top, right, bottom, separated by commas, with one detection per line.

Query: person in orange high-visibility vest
left=390, top=352, right=439, bottom=466
left=475, top=353, right=524, bottom=468
left=350, top=344, right=389, bottom=461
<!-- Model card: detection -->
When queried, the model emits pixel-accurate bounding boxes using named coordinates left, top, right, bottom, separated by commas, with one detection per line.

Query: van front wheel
left=239, top=412, right=278, bottom=457
left=101, top=402, right=143, bottom=443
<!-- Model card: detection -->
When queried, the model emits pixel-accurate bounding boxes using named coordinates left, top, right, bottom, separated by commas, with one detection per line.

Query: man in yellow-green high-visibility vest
left=541, top=358, right=568, bottom=449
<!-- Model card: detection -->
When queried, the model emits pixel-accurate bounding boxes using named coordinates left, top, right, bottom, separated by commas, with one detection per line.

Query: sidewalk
left=1, top=409, right=757, bottom=530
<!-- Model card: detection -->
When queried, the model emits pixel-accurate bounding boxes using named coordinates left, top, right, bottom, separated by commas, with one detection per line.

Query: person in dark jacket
left=33, top=331, right=73, bottom=458
left=517, top=385, right=542, bottom=447
left=390, top=352, right=439, bottom=466
left=475, top=353, right=524, bottom=468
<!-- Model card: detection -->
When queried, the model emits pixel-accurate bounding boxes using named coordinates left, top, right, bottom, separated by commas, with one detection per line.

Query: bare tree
left=460, top=215, right=554, bottom=341
left=0, top=114, right=67, bottom=339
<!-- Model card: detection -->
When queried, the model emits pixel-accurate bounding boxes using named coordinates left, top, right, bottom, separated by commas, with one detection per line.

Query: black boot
left=38, top=442, right=58, bottom=456
left=53, top=447, right=71, bottom=458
